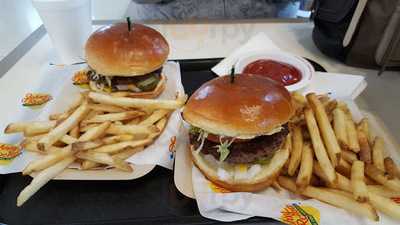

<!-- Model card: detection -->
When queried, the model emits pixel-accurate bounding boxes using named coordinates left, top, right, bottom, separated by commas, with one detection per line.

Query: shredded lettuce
left=189, top=125, right=202, bottom=135
left=215, top=137, right=235, bottom=162
left=193, top=127, right=208, bottom=154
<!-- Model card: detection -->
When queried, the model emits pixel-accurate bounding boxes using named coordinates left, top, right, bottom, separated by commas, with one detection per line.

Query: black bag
left=312, top=0, right=400, bottom=73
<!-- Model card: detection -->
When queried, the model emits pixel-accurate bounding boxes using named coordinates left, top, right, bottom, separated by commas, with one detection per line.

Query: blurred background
left=0, top=0, right=314, bottom=61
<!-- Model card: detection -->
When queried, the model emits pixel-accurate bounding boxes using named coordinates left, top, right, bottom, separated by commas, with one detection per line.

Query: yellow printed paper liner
left=192, top=166, right=400, bottom=224
left=0, top=62, right=184, bottom=175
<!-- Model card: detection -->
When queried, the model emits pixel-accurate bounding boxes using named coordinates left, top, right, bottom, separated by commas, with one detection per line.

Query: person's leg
left=224, top=0, right=300, bottom=19
left=225, top=0, right=276, bottom=19
left=125, top=0, right=224, bottom=21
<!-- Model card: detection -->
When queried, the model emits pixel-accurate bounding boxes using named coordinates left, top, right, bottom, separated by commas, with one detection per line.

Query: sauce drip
left=243, top=59, right=301, bottom=86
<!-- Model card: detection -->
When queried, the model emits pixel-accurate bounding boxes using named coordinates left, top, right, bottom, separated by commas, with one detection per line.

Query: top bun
left=85, top=23, right=169, bottom=76
left=183, top=74, right=294, bottom=138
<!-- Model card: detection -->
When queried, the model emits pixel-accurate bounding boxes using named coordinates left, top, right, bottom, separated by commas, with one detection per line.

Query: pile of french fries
left=278, top=92, right=400, bottom=221
left=4, top=91, right=186, bottom=206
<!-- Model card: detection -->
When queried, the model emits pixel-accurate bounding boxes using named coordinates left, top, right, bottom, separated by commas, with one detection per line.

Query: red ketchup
left=243, top=59, right=301, bottom=86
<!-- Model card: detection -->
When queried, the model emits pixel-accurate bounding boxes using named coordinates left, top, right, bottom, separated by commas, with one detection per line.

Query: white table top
left=1, top=21, right=399, bottom=143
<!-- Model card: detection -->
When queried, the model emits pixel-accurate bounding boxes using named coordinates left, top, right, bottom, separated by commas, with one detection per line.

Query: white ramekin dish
left=234, top=51, right=314, bottom=92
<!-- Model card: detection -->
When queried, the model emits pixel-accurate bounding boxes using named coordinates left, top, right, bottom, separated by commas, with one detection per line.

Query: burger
left=74, top=22, right=169, bottom=98
left=182, top=74, right=294, bottom=192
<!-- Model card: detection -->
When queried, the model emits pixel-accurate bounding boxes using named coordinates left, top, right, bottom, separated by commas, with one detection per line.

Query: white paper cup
left=32, top=0, right=92, bottom=64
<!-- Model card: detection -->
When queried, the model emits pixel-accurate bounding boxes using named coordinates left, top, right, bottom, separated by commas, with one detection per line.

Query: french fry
left=22, top=146, right=74, bottom=175
left=88, top=92, right=186, bottom=110
left=78, top=121, right=111, bottom=142
left=341, top=150, right=358, bottom=163
left=21, top=140, right=62, bottom=154
left=71, top=140, right=104, bottom=151
left=20, top=140, right=44, bottom=153
left=365, top=164, right=400, bottom=191
left=307, top=93, right=341, bottom=166
left=138, top=109, right=170, bottom=126
left=313, top=163, right=352, bottom=192
left=317, top=94, right=330, bottom=104
left=296, top=143, right=313, bottom=190
left=333, top=108, right=348, bottom=149
left=327, top=189, right=354, bottom=198
left=284, top=133, right=292, bottom=153
left=304, top=108, right=336, bottom=183
left=51, top=95, right=84, bottom=122
left=358, top=118, right=373, bottom=146
left=24, top=121, right=58, bottom=136
left=66, top=94, right=84, bottom=111
left=339, top=158, right=376, bottom=184
left=337, top=101, right=351, bottom=116
left=112, top=146, right=144, bottom=160
left=24, top=134, right=46, bottom=142
left=49, top=112, right=66, bottom=121
left=369, top=192, right=400, bottom=220
left=38, top=101, right=90, bottom=150
left=358, top=129, right=372, bottom=164
left=278, top=176, right=298, bottom=193
left=335, top=173, right=352, bottom=192
left=305, top=187, right=378, bottom=221
left=278, top=176, right=379, bottom=221
left=367, top=185, right=400, bottom=198
left=152, top=117, right=168, bottom=136
left=5, top=121, right=56, bottom=135
left=76, top=151, right=132, bottom=172
left=79, top=124, right=97, bottom=132
left=337, top=158, right=352, bottom=178
left=384, top=157, right=400, bottom=179
left=101, top=135, right=136, bottom=145
left=127, top=117, right=142, bottom=125
left=106, top=124, right=158, bottom=136
left=59, top=135, right=78, bottom=145
left=288, top=126, right=303, bottom=176
left=365, top=175, right=378, bottom=185
left=351, top=161, right=369, bottom=202
left=91, top=139, right=152, bottom=154
left=17, top=156, right=75, bottom=206
left=291, top=91, right=307, bottom=106
left=271, top=181, right=282, bottom=192
left=313, top=161, right=334, bottom=185
left=81, top=160, right=101, bottom=170
left=88, top=103, right=127, bottom=113
left=82, top=111, right=145, bottom=124
left=323, top=100, right=337, bottom=123
left=69, top=126, right=80, bottom=139
left=84, top=110, right=101, bottom=121
left=372, top=137, right=385, bottom=171
left=345, top=115, right=360, bottom=153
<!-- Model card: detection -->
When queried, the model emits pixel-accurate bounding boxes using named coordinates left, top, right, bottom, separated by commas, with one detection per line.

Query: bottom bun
left=89, top=74, right=166, bottom=99
left=190, top=145, right=289, bottom=192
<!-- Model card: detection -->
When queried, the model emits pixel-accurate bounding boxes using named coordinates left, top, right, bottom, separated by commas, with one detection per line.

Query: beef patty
left=189, top=124, right=289, bottom=164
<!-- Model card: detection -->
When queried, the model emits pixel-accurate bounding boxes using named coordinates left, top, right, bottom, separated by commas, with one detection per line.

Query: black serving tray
left=0, top=58, right=325, bottom=225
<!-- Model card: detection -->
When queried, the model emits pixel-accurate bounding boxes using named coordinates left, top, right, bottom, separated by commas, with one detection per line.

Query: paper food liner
left=0, top=61, right=184, bottom=173
left=126, top=62, right=185, bottom=169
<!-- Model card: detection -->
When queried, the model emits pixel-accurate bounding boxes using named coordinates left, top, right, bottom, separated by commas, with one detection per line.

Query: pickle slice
left=136, top=74, right=160, bottom=91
